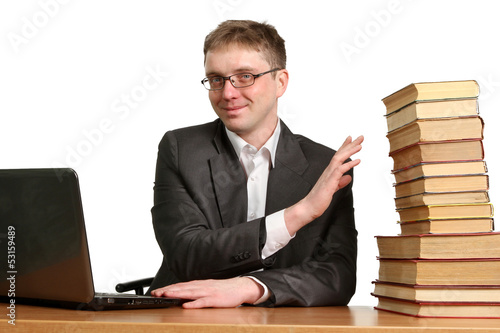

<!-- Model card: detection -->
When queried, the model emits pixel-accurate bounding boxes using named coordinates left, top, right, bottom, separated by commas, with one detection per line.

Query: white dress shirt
left=225, top=120, right=294, bottom=304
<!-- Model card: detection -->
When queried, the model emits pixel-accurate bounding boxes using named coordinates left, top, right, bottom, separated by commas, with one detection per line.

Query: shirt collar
left=225, top=119, right=281, bottom=167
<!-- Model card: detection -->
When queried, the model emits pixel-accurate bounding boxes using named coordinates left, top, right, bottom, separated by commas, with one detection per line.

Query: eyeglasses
left=201, top=68, right=281, bottom=91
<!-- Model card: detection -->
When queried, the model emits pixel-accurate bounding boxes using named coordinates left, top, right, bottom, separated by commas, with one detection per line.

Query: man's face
left=204, top=45, right=287, bottom=144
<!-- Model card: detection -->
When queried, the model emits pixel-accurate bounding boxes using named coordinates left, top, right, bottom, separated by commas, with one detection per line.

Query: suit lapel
left=209, top=121, right=248, bottom=228
left=266, top=121, right=312, bottom=215
left=208, top=120, right=312, bottom=225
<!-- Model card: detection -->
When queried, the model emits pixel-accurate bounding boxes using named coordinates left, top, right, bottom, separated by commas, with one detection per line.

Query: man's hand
left=284, top=135, right=363, bottom=236
left=150, top=277, right=264, bottom=309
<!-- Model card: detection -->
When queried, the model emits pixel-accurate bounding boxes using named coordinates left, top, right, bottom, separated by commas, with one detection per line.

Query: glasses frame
left=201, top=68, right=281, bottom=91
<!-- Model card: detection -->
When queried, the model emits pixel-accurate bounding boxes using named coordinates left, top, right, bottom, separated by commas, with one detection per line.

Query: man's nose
left=221, top=79, right=240, bottom=99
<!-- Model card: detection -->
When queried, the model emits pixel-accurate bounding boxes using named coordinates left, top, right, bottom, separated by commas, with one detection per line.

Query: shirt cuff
left=245, top=276, right=271, bottom=305
left=261, top=209, right=294, bottom=259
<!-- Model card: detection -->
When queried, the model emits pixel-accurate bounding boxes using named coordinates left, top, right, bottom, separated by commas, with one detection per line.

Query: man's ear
left=276, top=69, right=289, bottom=98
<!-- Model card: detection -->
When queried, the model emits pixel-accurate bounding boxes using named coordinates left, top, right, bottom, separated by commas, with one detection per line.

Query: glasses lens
left=202, top=77, right=223, bottom=90
left=231, top=73, right=254, bottom=88
left=212, top=77, right=225, bottom=90
left=202, top=72, right=260, bottom=90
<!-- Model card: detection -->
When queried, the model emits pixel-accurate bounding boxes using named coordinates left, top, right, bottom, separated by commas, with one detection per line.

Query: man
left=149, top=20, right=363, bottom=308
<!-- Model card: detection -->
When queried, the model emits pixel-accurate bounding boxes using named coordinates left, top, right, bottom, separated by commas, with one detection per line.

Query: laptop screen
left=0, top=168, right=95, bottom=304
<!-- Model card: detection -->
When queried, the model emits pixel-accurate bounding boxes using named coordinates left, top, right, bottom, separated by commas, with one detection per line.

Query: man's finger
left=338, top=135, right=353, bottom=150
left=331, top=136, right=363, bottom=165
left=182, top=298, right=210, bottom=309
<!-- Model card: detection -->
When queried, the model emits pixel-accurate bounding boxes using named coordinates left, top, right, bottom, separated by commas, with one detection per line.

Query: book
left=378, top=258, right=500, bottom=285
left=394, top=175, right=489, bottom=198
left=374, top=295, right=500, bottom=318
left=385, top=98, right=478, bottom=132
left=397, top=203, right=494, bottom=222
left=382, top=80, right=479, bottom=114
left=376, top=232, right=500, bottom=259
left=399, top=218, right=494, bottom=235
left=390, top=140, right=484, bottom=171
left=386, top=116, right=484, bottom=153
left=392, top=161, right=487, bottom=183
left=378, top=80, right=498, bottom=318
left=372, top=281, right=500, bottom=303
left=395, top=191, right=490, bottom=210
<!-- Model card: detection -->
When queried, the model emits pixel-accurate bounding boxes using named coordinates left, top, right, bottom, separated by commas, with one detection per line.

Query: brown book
left=397, top=203, right=493, bottom=222
left=378, top=258, right=500, bottom=285
left=392, top=161, right=487, bottom=183
left=390, top=140, right=484, bottom=171
left=385, top=98, right=478, bottom=132
left=387, top=116, right=484, bottom=153
left=372, top=281, right=500, bottom=303
left=374, top=295, right=500, bottom=318
left=399, top=218, right=494, bottom=235
left=382, top=80, right=479, bottom=114
left=394, top=175, right=489, bottom=198
left=395, top=191, right=490, bottom=210
left=376, top=232, right=500, bottom=259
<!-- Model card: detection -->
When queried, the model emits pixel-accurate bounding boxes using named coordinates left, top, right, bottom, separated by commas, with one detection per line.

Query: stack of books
left=372, top=80, right=499, bottom=318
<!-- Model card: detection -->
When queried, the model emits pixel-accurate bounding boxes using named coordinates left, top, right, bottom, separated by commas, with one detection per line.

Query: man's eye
left=210, top=77, right=223, bottom=83
left=240, top=74, right=252, bottom=80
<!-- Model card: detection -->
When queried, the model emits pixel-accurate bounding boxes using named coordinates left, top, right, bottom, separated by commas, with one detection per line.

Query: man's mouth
left=223, top=105, right=245, bottom=111
left=221, top=105, right=246, bottom=115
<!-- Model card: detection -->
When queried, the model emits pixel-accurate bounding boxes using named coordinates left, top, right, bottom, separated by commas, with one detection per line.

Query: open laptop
left=0, top=168, right=182, bottom=310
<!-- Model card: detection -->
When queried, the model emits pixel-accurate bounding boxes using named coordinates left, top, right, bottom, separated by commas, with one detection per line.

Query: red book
left=372, top=280, right=500, bottom=303
left=374, top=294, right=500, bottom=318
left=389, top=140, right=484, bottom=171
left=378, top=258, right=500, bottom=285
left=376, top=232, right=500, bottom=259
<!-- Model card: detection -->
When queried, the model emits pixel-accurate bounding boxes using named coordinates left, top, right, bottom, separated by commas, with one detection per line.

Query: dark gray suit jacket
left=149, top=119, right=357, bottom=306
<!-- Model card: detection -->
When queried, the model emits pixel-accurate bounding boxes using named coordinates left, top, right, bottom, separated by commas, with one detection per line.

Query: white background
left=1, top=0, right=499, bottom=307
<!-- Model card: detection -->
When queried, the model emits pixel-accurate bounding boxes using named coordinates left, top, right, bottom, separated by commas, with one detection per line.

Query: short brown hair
left=203, top=20, right=286, bottom=70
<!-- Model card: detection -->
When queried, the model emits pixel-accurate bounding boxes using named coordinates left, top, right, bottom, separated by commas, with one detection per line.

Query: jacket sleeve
left=248, top=170, right=357, bottom=307
left=151, top=130, right=268, bottom=282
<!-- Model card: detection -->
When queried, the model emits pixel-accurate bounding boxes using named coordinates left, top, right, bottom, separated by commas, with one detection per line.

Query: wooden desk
left=6, top=304, right=500, bottom=332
